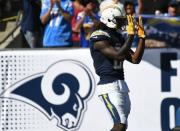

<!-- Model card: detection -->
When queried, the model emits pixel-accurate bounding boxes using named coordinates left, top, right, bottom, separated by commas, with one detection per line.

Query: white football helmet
left=100, top=0, right=126, bottom=29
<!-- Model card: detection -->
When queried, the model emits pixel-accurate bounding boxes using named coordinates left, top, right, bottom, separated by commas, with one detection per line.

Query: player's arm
left=93, top=15, right=135, bottom=61
left=126, top=16, right=145, bottom=64
left=125, top=38, right=145, bottom=64
left=93, top=35, right=134, bottom=61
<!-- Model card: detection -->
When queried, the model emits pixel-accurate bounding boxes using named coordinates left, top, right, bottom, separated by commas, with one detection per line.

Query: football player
left=89, top=1, right=146, bottom=131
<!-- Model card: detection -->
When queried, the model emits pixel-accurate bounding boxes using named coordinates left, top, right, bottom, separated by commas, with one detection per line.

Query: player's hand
left=126, top=15, right=135, bottom=35
left=137, top=16, right=146, bottom=38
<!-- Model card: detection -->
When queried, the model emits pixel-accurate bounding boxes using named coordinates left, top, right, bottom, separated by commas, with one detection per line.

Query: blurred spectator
left=154, top=0, right=180, bottom=16
left=21, top=0, right=42, bottom=48
left=74, top=0, right=99, bottom=47
left=124, top=0, right=139, bottom=47
left=124, top=0, right=135, bottom=15
left=166, top=0, right=180, bottom=16
left=100, top=0, right=125, bottom=15
left=40, top=0, right=73, bottom=47
left=132, top=0, right=138, bottom=14
left=71, top=0, right=84, bottom=47
left=137, top=0, right=171, bottom=15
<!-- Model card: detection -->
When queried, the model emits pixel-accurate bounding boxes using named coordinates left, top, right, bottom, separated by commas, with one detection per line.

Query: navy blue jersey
left=90, top=29, right=125, bottom=85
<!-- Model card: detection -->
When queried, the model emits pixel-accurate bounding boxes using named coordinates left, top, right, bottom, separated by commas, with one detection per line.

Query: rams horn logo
left=0, top=60, right=95, bottom=131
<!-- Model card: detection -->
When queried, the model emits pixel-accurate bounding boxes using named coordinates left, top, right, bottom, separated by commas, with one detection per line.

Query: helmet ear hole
left=108, top=19, right=111, bottom=22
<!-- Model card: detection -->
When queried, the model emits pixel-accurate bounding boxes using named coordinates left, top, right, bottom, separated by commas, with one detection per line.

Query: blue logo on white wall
left=0, top=60, right=95, bottom=131
left=160, top=52, right=180, bottom=131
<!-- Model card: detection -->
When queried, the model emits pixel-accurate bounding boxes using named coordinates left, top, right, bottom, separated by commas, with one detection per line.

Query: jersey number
left=113, top=60, right=123, bottom=70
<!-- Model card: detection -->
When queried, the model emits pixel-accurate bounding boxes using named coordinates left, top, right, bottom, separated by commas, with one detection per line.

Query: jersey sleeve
left=90, top=30, right=111, bottom=43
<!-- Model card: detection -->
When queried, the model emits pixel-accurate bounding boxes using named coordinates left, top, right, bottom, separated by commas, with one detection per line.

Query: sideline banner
left=0, top=48, right=180, bottom=131
left=143, top=15, right=180, bottom=48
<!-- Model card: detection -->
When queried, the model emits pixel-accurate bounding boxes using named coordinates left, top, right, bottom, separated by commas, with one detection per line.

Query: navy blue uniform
left=90, top=29, right=125, bottom=85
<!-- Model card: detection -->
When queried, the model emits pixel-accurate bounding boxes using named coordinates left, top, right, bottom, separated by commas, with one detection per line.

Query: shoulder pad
left=90, top=30, right=111, bottom=42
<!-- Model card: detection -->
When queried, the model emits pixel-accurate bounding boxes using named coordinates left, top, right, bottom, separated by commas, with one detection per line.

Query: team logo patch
left=0, top=60, right=95, bottom=131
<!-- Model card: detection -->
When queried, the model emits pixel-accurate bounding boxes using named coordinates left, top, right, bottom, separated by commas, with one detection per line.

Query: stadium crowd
left=0, top=0, right=180, bottom=48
